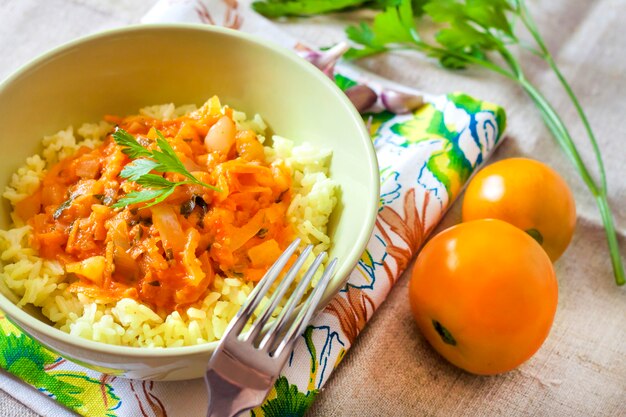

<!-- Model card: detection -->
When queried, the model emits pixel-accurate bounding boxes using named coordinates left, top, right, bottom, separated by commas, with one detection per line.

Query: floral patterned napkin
left=0, top=1, right=506, bottom=416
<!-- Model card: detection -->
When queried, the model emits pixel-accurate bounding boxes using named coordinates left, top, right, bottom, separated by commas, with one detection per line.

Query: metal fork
left=205, top=238, right=337, bottom=417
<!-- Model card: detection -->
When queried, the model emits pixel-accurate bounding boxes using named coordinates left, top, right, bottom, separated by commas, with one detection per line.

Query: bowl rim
left=0, top=23, right=379, bottom=358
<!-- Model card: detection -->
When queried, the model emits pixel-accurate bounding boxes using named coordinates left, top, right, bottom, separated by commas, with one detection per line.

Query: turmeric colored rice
left=0, top=98, right=338, bottom=347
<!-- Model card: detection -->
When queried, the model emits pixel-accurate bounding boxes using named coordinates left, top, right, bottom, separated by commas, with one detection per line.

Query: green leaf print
left=449, top=92, right=507, bottom=134
left=362, top=110, right=396, bottom=137
left=303, top=326, right=318, bottom=387
left=51, top=373, right=121, bottom=417
left=0, top=331, right=120, bottom=416
left=424, top=105, right=458, bottom=142
left=391, top=107, right=472, bottom=198
left=0, top=329, right=57, bottom=370
left=256, top=376, right=318, bottom=417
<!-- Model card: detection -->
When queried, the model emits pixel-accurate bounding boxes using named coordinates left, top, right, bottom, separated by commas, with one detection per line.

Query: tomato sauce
left=19, top=98, right=295, bottom=313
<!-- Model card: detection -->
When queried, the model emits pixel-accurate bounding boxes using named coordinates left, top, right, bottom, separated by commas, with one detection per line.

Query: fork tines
left=221, top=238, right=337, bottom=356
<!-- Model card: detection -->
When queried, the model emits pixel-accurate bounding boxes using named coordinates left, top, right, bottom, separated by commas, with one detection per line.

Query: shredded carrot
left=20, top=97, right=295, bottom=312
left=248, top=239, right=283, bottom=268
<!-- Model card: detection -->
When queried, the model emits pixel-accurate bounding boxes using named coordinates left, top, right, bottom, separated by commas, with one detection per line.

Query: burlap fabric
left=0, top=0, right=623, bottom=415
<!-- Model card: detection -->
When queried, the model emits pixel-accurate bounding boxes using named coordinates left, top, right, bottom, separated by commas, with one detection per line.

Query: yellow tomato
left=462, top=158, right=576, bottom=261
left=409, top=219, right=558, bottom=375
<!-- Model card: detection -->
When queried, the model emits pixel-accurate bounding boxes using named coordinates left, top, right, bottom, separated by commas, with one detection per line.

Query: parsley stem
left=544, top=55, right=606, bottom=191
left=413, top=23, right=625, bottom=285
left=189, top=178, right=219, bottom=192
left=595, top=195, right=625, bottom=286
left=516, top=76, right=625, bottom=285
left=513, top=0, right=623, bottom=284
left=406, top=36, right=625, bottom=285
left=518, top=0, right=608, bottom=192
left=408, top=41, right=518, bottom=80
left=516, top=78, right=592, bottom=188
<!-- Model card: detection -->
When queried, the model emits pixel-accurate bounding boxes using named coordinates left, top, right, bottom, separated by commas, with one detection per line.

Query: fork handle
left=206, top=370, right=243, bottom=417
left=206, top=369, right=269, bottom=417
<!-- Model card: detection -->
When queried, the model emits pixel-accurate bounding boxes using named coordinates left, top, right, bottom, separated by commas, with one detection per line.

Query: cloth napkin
left=0, top=1, right=506, bottom=416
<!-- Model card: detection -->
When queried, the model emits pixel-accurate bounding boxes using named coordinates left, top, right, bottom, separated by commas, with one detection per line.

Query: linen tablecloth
left=0, top=0, right=624, bottom=416
left=0, top=0, right=507, bottom=413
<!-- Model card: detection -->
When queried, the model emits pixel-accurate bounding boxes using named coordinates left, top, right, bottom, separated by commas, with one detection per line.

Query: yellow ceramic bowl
left=0, top=25, right=378, bottom=380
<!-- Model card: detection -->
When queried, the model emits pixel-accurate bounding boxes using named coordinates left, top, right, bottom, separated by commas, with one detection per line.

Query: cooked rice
left=0, top=102, right=338, bottom=348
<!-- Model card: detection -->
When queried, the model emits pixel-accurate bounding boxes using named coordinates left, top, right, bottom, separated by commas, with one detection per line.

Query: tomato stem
left=525, top=228, right=544, bottom=245
left=432, top=320, right=457, bottom=346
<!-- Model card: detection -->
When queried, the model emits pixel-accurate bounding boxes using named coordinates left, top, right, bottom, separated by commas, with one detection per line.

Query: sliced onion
left=205, top=116, right=236, bottom=154
left=151, top=205, right=185, bottom=254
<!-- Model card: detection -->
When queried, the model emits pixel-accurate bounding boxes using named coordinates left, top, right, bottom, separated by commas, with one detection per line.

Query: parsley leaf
left=345, top=0, right=416, bottom=59
left=422, top=0, right=515, bottom=69
left=112, top=128, right=221, bottom=208
left=151, top=131, right=204, bottom=186
left=112, top=129, right=152, bottom=159
left=135, top=174, right=178, bottom=189
left=253, top=0, right=369, bottom=18
left=252, top=0, right=428, bottom=18
left=112, top=188, right=176, bottom=209
left=426, top=0, right=514, bottom=38
left=120, top=159, right=160, bottom=182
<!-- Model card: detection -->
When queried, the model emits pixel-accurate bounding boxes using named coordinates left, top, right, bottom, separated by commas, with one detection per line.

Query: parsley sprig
left=254, top=0, right=625, bottom=286
left=252, top=0, right=423, bottom=18
left=346, top=0, right=623, bottom=285
left=252, top=0, right=429, bottom=18
left=112, top=128, right=220, bottom=209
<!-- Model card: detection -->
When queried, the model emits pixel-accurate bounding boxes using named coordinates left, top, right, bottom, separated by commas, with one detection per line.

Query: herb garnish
left=254, top=0, right=625, bottom=286
left=180, top=195, right=208, bottom=218
left=179, top=195, right=209, bottom=228
left=93, top=194, right=114, bottom=206
left=112, top=128, right=221, bottom=209
left=53, top=197, right=75, bottom=220
left=252, top=0, right=428, bottom=18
